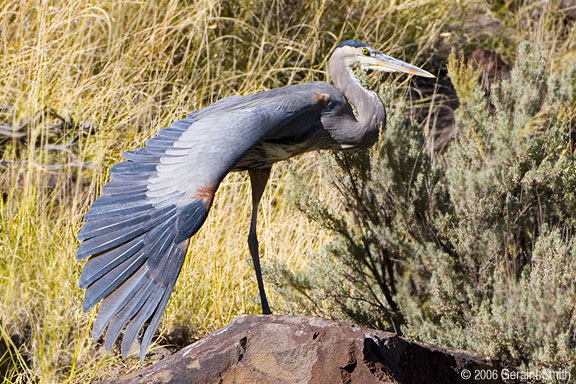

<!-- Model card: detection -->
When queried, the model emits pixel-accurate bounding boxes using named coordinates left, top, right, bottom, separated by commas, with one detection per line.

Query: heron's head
left=330, top=40, right=435, bottom=78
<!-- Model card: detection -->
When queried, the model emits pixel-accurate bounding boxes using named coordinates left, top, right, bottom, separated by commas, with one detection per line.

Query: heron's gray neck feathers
left=343, top=66, right=381, bottom=124
left=328, top=54, right=385, bottom=147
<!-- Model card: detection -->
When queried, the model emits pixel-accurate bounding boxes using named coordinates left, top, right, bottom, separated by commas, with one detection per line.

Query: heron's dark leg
left=248, top=168, right=272, bottom=315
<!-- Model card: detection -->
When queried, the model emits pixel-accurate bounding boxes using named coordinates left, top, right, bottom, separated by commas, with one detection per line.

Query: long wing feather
left=76, top=82, right=338, bottom=360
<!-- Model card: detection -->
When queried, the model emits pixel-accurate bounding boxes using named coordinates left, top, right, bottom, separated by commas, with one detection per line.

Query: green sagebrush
left=268, top=42, right=576, bottom=375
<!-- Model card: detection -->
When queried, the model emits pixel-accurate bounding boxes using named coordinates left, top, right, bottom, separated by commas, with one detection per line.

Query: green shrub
left=270, top=42, right=576, bottom=375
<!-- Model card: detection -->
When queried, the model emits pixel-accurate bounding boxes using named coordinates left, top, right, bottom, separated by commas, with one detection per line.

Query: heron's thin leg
left=248, top=168, right=272, bottom=315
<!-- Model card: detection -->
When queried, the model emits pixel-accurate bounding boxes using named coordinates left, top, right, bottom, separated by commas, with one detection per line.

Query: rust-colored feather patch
left=314, top=93, right=331, bottom=106
left=192, top=184, right=216, bottom=208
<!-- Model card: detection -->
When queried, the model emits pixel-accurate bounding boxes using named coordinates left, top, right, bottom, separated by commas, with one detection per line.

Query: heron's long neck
left=328, top=57, right=385, bottom=147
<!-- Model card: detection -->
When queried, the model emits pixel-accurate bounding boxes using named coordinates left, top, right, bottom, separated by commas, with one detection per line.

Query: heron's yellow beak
left=359, top=52, right=435, bottom=78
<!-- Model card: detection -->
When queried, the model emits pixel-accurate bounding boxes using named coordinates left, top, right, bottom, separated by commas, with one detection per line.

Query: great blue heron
left=76, top=40, right=434, bottom=360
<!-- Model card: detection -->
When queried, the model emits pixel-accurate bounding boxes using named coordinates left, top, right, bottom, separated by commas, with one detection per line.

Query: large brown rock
left=108, top=315, right=502, bottom=384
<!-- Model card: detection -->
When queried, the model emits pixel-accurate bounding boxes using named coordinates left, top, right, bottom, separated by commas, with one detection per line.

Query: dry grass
left=0, top=0, right=574, bottom=382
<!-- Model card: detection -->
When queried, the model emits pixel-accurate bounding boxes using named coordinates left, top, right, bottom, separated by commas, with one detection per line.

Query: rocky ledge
left=106, top=315, right=502, bottom=384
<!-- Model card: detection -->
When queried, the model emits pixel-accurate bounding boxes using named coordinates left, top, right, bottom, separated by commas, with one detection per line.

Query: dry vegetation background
left=1, top=0, right=575, bottom=382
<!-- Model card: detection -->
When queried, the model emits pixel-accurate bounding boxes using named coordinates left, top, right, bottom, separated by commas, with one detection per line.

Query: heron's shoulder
left=187, top=82, right=345, bottom=119
left=275, top=82, right=346, bottom=106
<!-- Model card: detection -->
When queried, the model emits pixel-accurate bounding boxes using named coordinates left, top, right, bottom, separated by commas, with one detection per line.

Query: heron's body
left=234, top=82, right=360, bottom=170
left=76, top=40, right=434, bottom=361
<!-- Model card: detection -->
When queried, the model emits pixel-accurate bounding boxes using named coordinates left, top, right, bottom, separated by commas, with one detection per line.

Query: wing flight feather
left=77, top=84, right=333, bottom=360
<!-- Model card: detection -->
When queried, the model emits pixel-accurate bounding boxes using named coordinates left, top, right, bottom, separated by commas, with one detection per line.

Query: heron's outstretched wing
left=76, top=84, right=333, bottom=360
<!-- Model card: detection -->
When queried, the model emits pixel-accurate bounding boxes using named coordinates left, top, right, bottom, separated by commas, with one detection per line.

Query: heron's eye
left=362, top=48, right=370, bottom=56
